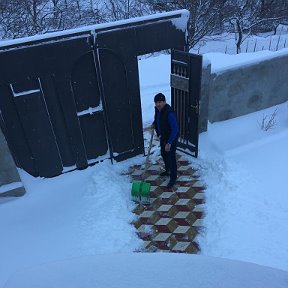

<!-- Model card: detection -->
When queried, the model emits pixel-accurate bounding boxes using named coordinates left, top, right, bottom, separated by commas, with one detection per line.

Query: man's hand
left=165, top=143, right=171, bottom=152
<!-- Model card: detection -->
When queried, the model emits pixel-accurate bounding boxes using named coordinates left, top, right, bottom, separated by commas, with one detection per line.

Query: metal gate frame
left=171, top=49, right=203, bottom=158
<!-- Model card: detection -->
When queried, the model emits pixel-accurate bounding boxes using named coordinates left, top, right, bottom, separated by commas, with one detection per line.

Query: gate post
left=199, top=60, right=212, bottom=133
left=0, top=128, right=26, bottom=197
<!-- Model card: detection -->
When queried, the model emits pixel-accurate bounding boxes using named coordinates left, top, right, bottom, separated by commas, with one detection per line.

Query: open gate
left=170, top=49, right=202, bottom=157
left=0, top=10, right=190, bottom=178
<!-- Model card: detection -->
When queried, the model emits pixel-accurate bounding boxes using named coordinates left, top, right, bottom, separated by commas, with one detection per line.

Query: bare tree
left=0, top=0, right=108, bottom=38
left=260, top=107, right=278, bottom=131
left=0, top=0, right=52, bottom=38
left=0, top=0, right=287, bottom=43
left=104, top=0, right=149, bottom=21
left=146, top=0, right=226, bottom=49
left=223, top=0, right=287, bottom=53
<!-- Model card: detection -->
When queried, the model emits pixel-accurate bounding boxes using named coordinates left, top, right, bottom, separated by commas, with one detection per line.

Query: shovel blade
left=131, top=181, right=151, bottom=204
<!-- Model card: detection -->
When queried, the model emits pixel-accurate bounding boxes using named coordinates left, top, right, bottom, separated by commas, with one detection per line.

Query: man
left=153, top=92, right=179, bottom=188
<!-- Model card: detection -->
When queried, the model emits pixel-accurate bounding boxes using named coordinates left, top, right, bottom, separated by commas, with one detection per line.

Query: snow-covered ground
left=197, top=102, right=288, bottom=271
left=1, top=41, right=288, bottom=287
left=4, top=254, right=288, bottom=288
left=139, top=49, right=288, bottom=273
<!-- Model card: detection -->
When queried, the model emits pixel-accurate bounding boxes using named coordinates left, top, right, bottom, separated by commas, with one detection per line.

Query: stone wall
left=200, top=50, right=288, bottom=131
left=0, top=128, right=26, bottom=198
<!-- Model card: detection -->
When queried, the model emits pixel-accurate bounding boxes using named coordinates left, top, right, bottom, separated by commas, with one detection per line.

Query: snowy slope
left=4, top=254, right=288, bottom=288
left=196, top=103, right=288, bottom=271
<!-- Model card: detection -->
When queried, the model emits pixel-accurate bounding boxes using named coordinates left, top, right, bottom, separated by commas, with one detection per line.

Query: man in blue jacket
left=153, top=93, right=179, bottom=188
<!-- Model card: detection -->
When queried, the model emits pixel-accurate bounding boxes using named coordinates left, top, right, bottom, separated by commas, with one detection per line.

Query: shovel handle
left=144, top=129, right=154, bottom=172
left=146, top=129, right=154, bottom=158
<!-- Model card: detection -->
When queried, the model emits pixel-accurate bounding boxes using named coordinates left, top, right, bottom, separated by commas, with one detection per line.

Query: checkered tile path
left=130, top=154, right=205, bottom=253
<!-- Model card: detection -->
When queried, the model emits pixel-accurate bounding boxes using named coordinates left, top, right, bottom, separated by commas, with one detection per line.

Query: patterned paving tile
left=129, top=151, right=206, bottom=254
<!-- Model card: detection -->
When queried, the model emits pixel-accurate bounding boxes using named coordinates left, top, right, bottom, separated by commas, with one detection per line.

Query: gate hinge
left=191, top=102, right=199, bottom=114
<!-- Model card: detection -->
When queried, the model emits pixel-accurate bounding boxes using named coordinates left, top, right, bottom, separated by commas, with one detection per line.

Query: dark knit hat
left=154, top=93, right=166, bottom=102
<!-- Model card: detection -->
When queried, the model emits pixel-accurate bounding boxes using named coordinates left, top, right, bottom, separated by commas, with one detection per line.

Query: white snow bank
left=4, top=254, right=288, bottom=288
left=205, top=48, right=288, bottom=73
left=196, top=102, right=288, bottom=271
left=0, top=159, right=142, bottom=288
left=79, top=160, right=142, bottom=254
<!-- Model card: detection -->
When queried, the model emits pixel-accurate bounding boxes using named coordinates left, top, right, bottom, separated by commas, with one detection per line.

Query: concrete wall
left=199, top=61, right=211, bottom=132
left=0, top=128, right=26, bottom=197
left=200, top=51, right=288, bottom=129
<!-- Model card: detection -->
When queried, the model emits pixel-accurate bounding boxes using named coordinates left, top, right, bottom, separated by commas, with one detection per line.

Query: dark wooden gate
left=170, top=49, right=203, bottom=157
left=95, top=48, right=136, bottom=161
left=0, top=35, right=110, bottom=177
left=0, top=10, right=189, bottom=177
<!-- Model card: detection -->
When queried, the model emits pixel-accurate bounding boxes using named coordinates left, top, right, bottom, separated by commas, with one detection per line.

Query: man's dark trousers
left=160, top=139, right=177, bottom=181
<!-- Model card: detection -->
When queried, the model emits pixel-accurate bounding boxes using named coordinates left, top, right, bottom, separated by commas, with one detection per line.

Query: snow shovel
left=131, top=129, right=154, bottom=204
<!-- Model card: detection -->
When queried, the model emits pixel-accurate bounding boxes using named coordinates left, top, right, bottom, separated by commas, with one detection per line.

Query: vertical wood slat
left=12, top=79, right=63, bottom=177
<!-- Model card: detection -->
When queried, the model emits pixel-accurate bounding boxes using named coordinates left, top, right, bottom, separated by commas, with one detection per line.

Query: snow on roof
left=205, top=48, right=288, bottom=74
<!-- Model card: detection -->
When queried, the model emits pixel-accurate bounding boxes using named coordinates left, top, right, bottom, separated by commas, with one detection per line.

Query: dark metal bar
left=170, top=74, right=189, bottom=92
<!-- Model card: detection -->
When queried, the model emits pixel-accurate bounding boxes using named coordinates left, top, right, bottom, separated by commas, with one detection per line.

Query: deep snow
left=196, top=103, right=288, bottom=271
left=4, top=254, right=288, bottom=288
